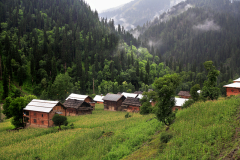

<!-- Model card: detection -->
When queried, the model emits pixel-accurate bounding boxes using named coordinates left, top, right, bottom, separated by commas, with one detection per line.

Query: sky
left=84, top=0, right=134, bottom=13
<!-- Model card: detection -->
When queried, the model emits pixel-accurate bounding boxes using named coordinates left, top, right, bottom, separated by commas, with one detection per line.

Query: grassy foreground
left=0, top=104, right=162, bottom=160
left=124, top=96, right=240, bottom=160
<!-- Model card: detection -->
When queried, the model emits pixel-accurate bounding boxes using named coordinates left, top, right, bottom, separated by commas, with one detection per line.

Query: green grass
left=0, top=104, right=162, bottom=160
left=124, top=96, right=240, bottom=160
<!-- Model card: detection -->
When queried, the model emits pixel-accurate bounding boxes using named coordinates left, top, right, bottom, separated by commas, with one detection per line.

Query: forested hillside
left=0, top=0, right=175, bottom=101
left=131, top=0, right=240, bottom=84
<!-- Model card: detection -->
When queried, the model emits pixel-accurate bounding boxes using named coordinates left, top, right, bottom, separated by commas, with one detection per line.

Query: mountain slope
left=99, top=0, right=171, bottom=30
left=131, top=0, right=240, bottom=81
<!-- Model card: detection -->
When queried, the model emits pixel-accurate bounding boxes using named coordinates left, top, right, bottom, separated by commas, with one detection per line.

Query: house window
left=42, top=114, right=43, bottom=117
left=26, top=111, right=29, bottom=116
left=42, top=121, right=44, bottom=124
left=34, top=119, right=37, bottom=123
left=34, top=113, right=36, bottom=116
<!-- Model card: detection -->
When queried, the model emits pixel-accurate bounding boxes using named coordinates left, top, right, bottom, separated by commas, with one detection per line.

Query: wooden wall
left=226, top=87, right=240, bottom=96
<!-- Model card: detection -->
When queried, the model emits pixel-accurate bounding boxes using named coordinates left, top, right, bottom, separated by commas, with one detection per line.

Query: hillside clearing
left=0, top=104, right=162, bottom=160
left=124, top=96, right=240, bottom=160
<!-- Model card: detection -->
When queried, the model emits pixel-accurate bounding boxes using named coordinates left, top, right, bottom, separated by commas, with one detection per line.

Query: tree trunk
left=0, top=55, right=2, bottom=80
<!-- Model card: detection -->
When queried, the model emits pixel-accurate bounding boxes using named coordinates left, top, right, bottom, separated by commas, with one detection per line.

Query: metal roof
left=175, top=98, right=189, bottom=107
left=66, top=93, right=88, bottom=101
left=121, top=92, right=138, bottom=98
left=233, top=78, right=240, bottom=82
left=23, top=99, right=60, bottom=113
left=102, top=94, right=125, bottom=102
left=137, top=94, right=144, bottom=99
left=223, top=83, right=240, bottom=88
left=197, top=90, right=201, bottom=94
left=93, top=95, right=104, bottom=102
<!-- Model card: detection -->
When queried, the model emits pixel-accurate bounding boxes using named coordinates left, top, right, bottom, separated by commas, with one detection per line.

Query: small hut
left=121, top=97, right=141, bottom=112
left=178, top=91, right=191, bottom=99
left=93, top=95, right=104, bottom=104
left=66, top=93, right=95, bottom=108
left=63, top=99, right=93, bottom=116
left=173, top=98, right=189, bottom=111
left=234, top=78, right=240, bottom=83
left=23, top=99, right=66, bottom=128
left=223, top=83, right=240, bottom=96
left=102, top=94, right=126, bottom=111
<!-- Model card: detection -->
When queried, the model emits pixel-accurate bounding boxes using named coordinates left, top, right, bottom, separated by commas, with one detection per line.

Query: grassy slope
left=0, top=104, right=162, bottom=160
left=124, top=96, right=240, bottom=160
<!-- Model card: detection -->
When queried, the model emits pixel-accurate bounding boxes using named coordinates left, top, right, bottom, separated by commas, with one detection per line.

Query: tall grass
left=156, top=96, right=240, bottom=159
left=0, top=104, right=161, bottom=160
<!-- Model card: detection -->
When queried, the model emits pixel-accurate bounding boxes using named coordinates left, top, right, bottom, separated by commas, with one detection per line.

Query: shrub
left=160, top=132, right=173, bottom=143
left=125, top=113, right=131, bottom=118
left=182, top=99, right=195, bottom=109
left=52, top=114, right=68, bottom=130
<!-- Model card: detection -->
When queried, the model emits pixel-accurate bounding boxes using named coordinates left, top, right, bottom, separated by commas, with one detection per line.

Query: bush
left=182, top=99, right=195, bottom=109
left=125, top=113, right=131, bottom=118
left=160, top=132, right=173, bottom=143
left=52, top=114, right=68, bottom=130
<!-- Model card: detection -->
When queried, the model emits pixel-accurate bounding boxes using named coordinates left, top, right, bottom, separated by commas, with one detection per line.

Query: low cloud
left=119, top=18, right=135, bottom=30
left=193, top=20, right=221, bottom=32
left=132, top=30, right=141, bottom=39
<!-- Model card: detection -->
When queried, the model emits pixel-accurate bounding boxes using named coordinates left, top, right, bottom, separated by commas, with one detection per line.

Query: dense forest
left=0, top=0, right=173, bottom=101
left=131, top=0, right=240, bottom=86
left=0, top=0, right=237, bottom=102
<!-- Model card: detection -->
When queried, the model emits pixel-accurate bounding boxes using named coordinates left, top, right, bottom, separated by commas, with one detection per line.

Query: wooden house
left=121, top=97, right=141, bottom=112
left=173, top=98, right=189, bottom=111
left=63, top=99, right=93, bottom=116
left=178, top=91, right=191, bottom=99
left=93, top=95, right=104, bottom=104
left=223, top=83, right=240, bottom=96
left=66, top=93, right=95, bottom=108
left=102, top=94, right=126, bottom=111
left=23, top=99, right=66, bottom=128
left=234, top=78, right=240, bottom=83
left=137, top=94, right=156, bottom=106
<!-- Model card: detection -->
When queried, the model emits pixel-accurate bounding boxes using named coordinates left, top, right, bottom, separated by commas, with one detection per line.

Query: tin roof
left=93, top=95, right=104, bottom=102
left=137, top=94, right=144, bottom=99
left=233, top=78, right=240, bottom=82
left=223, top=83, right=240, bottom=88
left=122, top=97, right=141, bottom=107
left=23, top=99, right=60, bottom=113
left=66, top=93, right=89, bottom=101
left=175, top=98, right=189, bottom=107
left=121, top=92, right=138, bottom=98
left=102, top=94, right=125, bottom=102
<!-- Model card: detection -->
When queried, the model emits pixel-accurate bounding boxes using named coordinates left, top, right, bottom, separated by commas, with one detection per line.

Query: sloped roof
left=102, top=94, right=125, bottom=102
left=23, top=99, right=61, bottom=113
left=233, top=78, right=240, bottom=82
left=121, top=92, right=138, bottom=98
left=137, top=94, right=144, bottom=99
left=93, top=95, right=104, bottom=102
left=223, top=83, right=240, bottom=88
left=63, top=99, right=91, bottom=109
left=178, top=91, right=191, bottom=97
left=134, top=91, right=143, bottom=94
left=66, top=93, right=90, bottom=101
left=122, top=97, right=141, bottom=107
left=175, top=98, right=189, bottom=107
left=197, top=90, right=201, bottom=94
